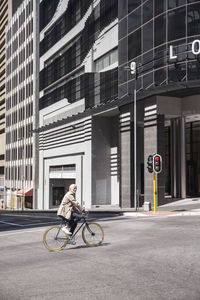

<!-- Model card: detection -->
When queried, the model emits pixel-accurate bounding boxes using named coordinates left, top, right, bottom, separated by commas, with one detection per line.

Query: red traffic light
left=155, top=157, right=160, bottom=161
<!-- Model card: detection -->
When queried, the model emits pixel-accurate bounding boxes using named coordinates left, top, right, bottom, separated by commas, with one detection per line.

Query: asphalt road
left=0, top=214, right=200, bottom=300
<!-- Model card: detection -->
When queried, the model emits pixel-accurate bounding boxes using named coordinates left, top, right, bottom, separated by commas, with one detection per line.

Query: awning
left=17, top=188, right=33, bottom=197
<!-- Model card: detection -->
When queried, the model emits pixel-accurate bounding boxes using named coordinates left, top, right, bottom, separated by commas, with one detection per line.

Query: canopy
left=17, top=188, right=33, bottom=197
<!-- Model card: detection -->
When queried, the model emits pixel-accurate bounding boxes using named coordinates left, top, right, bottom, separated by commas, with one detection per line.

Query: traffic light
left=147, top=155, right=153, bottom=173
left=153, top=154, right=162, bottom=173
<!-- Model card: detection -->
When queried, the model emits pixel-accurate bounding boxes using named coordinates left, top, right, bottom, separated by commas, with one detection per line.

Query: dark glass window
left=119, top=38, right=127, bottom=66
left=155, top=14, right=166, bottom=46
left=142, top=51, right=154, bottom=74
left=128, top=28, right=141, bottom=61
left=168, top=7, right=186, bottom=41
left=143, top=72, right=153, bottom=89
left=168, top=63, right=186, bottom=82
left=128, top=7, right=141, bottom=34
left=128, top=0, right=141, bottom=13
left=143, top=0, right=153, bottom=24
left=154, top=0, right=166, bottom=16
left=119, top=18, right=127, bottom=40
left=168, top=0, right=186, bottom=9
left=155, top=68, right=166, bottom=85
left=188, top=3, right=200, bottom=36
left=154, top=46, right=167, bottom=69
left=143, top=21, right=153, bottom=52
left=188, top=61, right=200, bottom=80
left=119, top=1, right=127, bottom=19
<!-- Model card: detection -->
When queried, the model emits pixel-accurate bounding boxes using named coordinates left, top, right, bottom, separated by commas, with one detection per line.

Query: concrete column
left=144, top=103, right=165, bottom=208
left=120, top=107, right=131, bottom=208
left=179, top=117, right=186, bottom=198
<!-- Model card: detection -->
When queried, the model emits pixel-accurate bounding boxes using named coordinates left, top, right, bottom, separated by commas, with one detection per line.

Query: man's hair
left=69, top=184, right=77, bottom=191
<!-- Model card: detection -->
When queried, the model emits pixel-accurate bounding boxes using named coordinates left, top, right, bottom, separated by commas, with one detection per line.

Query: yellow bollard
left=154, top=171, right=156, bottom=213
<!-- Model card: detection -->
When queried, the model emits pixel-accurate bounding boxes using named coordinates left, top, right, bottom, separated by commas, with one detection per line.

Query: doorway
left=186, top=121, right=200, bottom=197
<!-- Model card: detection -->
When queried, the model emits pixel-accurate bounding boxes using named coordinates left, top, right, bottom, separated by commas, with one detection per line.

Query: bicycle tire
left=43, top=225, right=68, bottom=251
left=82, top=222, right=104, bottom=247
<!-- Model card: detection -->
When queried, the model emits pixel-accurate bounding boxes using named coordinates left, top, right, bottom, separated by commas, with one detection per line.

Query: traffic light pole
left=153, top=171, right=156, bottom=213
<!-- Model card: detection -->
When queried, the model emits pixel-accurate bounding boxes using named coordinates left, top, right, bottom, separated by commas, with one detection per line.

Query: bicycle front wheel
left=43, top=225, right=68, bottom=251
left=82, top=222, right=104, bottom=247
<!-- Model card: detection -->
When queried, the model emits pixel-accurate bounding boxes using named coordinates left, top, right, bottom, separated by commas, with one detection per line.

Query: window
left=187, top=3, right=200, bottom=36
left=168, top=7, right=186, bottom=41
left=94, top=48, right=118, bottom=72
left=155, top=14, right=166, bottom=46
left=128, top=7, right=141, bottom=34
left=168, top=0, right=186, bottom=9
left=143, top=0, right=153, bottom=24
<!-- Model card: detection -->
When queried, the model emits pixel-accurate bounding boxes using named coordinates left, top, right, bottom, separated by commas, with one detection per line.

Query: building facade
left=5, top=0, right=200, bottom=210
left=119, top=0, right=200, bottom=208
left=5, top=0, right=39, bottom=209
left=38, top=0, right=118, bottom=209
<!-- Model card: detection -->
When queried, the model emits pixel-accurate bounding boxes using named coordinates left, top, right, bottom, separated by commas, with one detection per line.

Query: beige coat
left=57, top=191, right=83, bottom=220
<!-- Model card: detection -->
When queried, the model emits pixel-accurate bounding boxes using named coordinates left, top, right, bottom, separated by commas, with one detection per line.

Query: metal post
left=22, top=145, right=25, bottom=211
left=133, top=74, right=137, bottom=211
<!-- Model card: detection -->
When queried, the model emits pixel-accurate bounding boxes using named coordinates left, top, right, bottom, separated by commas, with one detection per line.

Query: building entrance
left=186, top=121, right=200, bottom=197
left=165, top=120, right=200, bottom=199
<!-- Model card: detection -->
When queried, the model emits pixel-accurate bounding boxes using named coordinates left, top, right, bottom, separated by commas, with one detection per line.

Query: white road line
left=0, top=220, right=59, bottom=227
left=0, top=213, right=57, bottom=219
left=0, top=221, right=24, bottom=226
left=0, top=227, right=47, bottom=237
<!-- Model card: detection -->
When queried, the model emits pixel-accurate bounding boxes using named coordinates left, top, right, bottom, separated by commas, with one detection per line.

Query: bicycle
left=43, top=214, right=104, bottom=251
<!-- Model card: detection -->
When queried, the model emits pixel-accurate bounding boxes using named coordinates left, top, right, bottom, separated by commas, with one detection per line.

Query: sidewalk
left=1, top=198, right=200, bottom=218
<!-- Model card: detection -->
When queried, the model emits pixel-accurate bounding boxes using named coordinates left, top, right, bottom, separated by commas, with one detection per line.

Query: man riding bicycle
left=57, top=184, right=87, bottom=237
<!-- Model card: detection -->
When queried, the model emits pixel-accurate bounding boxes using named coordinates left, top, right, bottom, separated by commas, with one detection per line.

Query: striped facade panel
left=39, top=117, right=92, bottom=151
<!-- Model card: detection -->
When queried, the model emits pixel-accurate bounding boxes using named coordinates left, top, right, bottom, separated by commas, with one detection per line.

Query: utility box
left=143, top=201, right=151, bottom=211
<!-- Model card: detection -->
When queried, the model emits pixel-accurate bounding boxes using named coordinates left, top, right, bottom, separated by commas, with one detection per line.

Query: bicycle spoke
left=43, top=226, right=68, bottom=251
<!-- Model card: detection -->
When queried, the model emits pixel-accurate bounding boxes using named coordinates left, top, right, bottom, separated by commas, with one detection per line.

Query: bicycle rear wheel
left=43, top=225, right=68, bottom=251
left=82, top=222, right=104, bottom=247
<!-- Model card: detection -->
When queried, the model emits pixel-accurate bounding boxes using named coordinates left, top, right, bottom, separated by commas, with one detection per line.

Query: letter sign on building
left=169, top=39, right=200, bottom=62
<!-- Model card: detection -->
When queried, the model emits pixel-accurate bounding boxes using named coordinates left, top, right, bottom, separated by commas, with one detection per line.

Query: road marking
left=0, top=213, right=58, bottom=219
left=0, top=227, right=48, bottom=237
left=0, top=220, right=59, bottom=227
left=0, top=221, right=24, bottom=226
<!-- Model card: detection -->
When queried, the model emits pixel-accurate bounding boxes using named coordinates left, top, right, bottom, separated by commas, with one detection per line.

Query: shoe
left=62, top=226, right=72, bottom=235
left=68, top=237, right=76, bottom=245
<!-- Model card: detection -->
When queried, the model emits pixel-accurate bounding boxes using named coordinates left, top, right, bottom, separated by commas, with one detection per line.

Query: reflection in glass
left=143, top=21, right=153, bottom=52
left=128, top=0, right=141, bottom=13
left=155, top=14, right=166, bottom=46
left=143, top=0, right=153, bottom=24
left=119, top=1, right=127, bottom=20
left=168, top=0, right=186, bottom=9
left=119, top=38, right=127, bottom=66
left=155, top=68, right=166, bottom=85
left=168, top=63, right=186, bottom=82
left=119, top=18, right=127, bottom=40
left=143, top=72, right=153, bottom=89
left=168, top=7, right=186, bottom=41
left=128, top=7, right=141, bottom=34
left=188, top=61, right=200, bottom=80
left=187, top=3, right=200, bottom=36
left=128, top=28, right=141, bottom=61
left=155, top=0, right=166, bottom=16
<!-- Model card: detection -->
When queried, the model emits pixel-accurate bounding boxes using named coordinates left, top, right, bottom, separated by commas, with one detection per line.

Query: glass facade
left=118, top=0, right=200, bottom=98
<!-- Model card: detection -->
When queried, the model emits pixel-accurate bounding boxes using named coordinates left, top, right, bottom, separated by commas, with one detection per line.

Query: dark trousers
left=60, top=213, right=82, bottom=235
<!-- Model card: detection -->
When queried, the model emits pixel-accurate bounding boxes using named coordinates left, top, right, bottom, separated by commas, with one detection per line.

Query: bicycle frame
left=56, top=216, right=89, bottom=240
